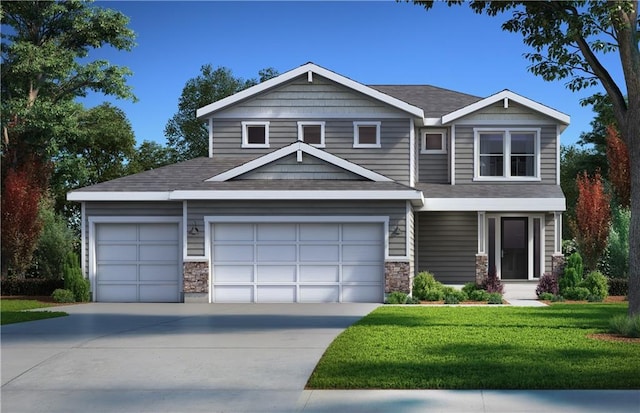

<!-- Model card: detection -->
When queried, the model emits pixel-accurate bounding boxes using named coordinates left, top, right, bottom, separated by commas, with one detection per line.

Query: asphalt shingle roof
left=368, top=85, right=482, bottom=118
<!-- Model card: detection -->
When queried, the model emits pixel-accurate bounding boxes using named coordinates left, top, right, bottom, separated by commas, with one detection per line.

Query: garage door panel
left=343, top=223, right=383, bottom=241
left=257, top=245, right=296, bottom=262
left=300, top=286, right=339, bottom=303
left=139, top=264, right=179, bottom=282
left=343, top=245, right=383, bottom=262
left=139, top=224, right=178, bottom=241
left=343, top=265, right=383, bottom=282
left=214, top=245, right=253, bottom=261
left=98, top=245, right=138, bottom=261
left=139, top=244, right=179, bottom=261
left=214, top=265, right=254, bottom=282
left=257, top=265, right=296, bottom=282
left=257, top=224, right=296, bottom=241
left=299, top=224, right=339, bottom=241
left=299, top=265, right=339, bottom=282
left=214, top=285, right=253, bottom=303
left=98, top=285, right=138, bottom=302
left=97, top=264, right=138, bottom=282
left=343, top=285, right=381, bottom=303
left=97, top=224, right=137, bottom=241
left=139, top=285, right=179, bottom=302
left=214, top=224, right=254, bottom=241
left=300, top=245, right=339, bottom=262
left=257, top=285, right=296, bottom=303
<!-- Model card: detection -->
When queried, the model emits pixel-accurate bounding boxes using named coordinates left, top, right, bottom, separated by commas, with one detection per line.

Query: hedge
left=608, top=278, right=628, bottom=296
left=1, top=277, right=64, bottom=296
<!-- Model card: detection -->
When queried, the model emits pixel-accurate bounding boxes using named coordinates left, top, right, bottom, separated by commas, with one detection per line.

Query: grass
left=307, top=304, right=640, bottom=389
left=0, top=299, right=68, bottom=325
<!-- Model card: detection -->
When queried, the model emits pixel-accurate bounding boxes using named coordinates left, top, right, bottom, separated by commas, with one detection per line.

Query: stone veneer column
left=384, top=261, right=411, bottom=294
left=183, top=261, right=209, bottom=303
left=551, top=254, right=565, bottom=277
left=475, top=254, right=488, bottom=284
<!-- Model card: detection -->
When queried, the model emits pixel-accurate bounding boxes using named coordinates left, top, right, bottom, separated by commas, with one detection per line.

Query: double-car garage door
left=211, top=222, right=384, bottom=303
left=94, top=220, right=384, bottom=303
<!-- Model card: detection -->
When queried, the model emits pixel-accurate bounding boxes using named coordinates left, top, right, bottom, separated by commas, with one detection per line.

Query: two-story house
left=68, top=63, right=568, bottom=303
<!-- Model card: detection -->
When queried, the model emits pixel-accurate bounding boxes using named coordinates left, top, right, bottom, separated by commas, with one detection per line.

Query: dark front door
left=501, top=217, right=528, bottom=279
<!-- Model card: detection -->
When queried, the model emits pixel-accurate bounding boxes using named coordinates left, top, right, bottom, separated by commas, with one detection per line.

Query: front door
left=501, top=217, right=528, bottom=280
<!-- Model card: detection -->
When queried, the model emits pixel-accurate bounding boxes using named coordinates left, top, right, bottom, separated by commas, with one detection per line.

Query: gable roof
left=442, top=89, right=570, bottom=125
left=196, top=62, right=425, bottom=120
left=207, top=141, right=392, bottom=182
left=369, top=85, right=482, bottom=118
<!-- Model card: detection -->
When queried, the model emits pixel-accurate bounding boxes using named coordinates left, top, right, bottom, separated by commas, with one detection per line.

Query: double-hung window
left=475, top=128, right=539, bottom=180
left=297, top=121, right=325, bottom=147
left=242, top=121, right=270, bottom=148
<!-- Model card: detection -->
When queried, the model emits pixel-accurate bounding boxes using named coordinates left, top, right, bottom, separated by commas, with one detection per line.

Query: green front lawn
left=307, top=304, right=639, bottom=389
left=0, top=299, right=68, bottom=325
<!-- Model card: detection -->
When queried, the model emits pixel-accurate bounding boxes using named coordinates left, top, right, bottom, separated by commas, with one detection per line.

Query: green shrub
left=462, top=282, right=480, bottom=296
left=469, top=289, right=490, bottom=301
left=538, top=292, right=554, bottom=301
left=405, top=296, right=420, bottom=304
left=424, top=289, right=444, bottom=301
left=603, top=207, right=630, bottom=279
left=444, top=294, right=460, bottom=304
left=559, top=252, right=584, bottom=294
left=563, top=286, right=590, bottom=301
left=51, top=288, right=76, bottom=303
left=386, top=291, right=408, bottom=304
left=609, top=314, right=640, bottom=338
left=63, top=252, right=90, bottom=302
left=551, top=295, right=565, bottom=302
left=608, top=278, right=629, bottom=296
left=580, top=271, right=608, bottom=301
left=412, top=271, right=443, bottom=300
left=31, top=199, right=76, bottom=279
left=487, top=293, right=503, bottom=304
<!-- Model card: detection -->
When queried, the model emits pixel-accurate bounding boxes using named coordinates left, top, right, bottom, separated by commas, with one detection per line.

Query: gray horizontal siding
left=416, top=211, right=477, bottom=283
left=212, top=118, right=411, bottom=184
left=237, top=153, right=362, bottom=180
left=454, top=124, right=557, bottom=184
left=186, top=200, right=407, bottom=257
left=419, top=154, right=448, bottom=183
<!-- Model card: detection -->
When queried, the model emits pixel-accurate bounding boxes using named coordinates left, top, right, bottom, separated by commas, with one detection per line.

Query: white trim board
left=207, top=141, right=393, bottom=182
left=171, top=190, right=425, bottom=204
left=419, top=198, right=566, bottom=212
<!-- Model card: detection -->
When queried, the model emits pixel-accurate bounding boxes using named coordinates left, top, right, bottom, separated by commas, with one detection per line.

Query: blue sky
left=82, top=1, right=626, bottom=147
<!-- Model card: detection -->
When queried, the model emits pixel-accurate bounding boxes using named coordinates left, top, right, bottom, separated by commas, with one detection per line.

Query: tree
left=1, top=0, right=136, bottom=170
left=606, top=125, right=631, bottom=208
left=126, top=140, right=178, bottom=174
left=572, top=170, right=611, bottom=272
left=414, top=1, right=640, bottom=315
left=165, top=65, right=279, bottom=160
left=1, top=161, right=45, bottom=278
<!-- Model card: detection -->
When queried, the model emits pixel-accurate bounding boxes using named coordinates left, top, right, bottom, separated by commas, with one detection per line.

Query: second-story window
left=353, top=121, right=381, bottom=148
left=297, top=121, right=325, bottom=147
left=421, top=129, right=447, bottom=154
left=475, top=128, right=540, bottom=180
left=242, top=121, right=270, bottom=148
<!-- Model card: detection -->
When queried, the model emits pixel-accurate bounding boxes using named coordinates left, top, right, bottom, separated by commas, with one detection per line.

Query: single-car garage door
left=95, top=223, right=180, bottom=302
left=211, top=222, right=384, bottom=303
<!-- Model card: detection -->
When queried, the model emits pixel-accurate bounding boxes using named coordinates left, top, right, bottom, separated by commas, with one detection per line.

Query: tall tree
left=606, top=125, right=631, bottom=208
left=165, top=65, right=279, bottom=160
left=414, top=0, right=640, bottom=315
left=1, top=0, right=136, bottom=169
left=126, top=140, right=178, bottom=174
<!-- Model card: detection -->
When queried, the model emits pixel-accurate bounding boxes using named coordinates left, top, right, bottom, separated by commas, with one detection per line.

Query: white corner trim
left=67, top=192, right=172, bottom=201
left=442, top=90, right=570, bottom=125
left=208, top=118, right=213, bottom=158
left=196, top=63, right=424, bottom=119
left=556, top=125, right=561, bottom=185
left=80, top=202, right=86, bottom=279
left=419, top=197, right=566, bottom=212
left=207, top=141, right=393, bottom=182
left=409, top=119, right=415, bottom=187
left=450, top=124, right=456, bottom=185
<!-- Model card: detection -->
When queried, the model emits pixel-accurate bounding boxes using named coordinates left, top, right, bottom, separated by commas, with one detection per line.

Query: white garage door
left=95, top=223, right=180, bottom=302
left=211, top=222, right=384, bottom=303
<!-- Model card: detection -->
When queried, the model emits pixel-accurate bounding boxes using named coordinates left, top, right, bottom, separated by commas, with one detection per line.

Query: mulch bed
left=587, top=333, right=640, bottom=344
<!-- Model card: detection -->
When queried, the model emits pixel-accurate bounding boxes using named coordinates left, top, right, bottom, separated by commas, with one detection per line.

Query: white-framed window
left=474, top=128, right=540, bottom=180
left=297, top=121, right=325, bottom=147
left=421, top=129, right=447, bottom=154
left=242, top=121, right=270, bottom=148
left=353, top=121, right=381, bottom=148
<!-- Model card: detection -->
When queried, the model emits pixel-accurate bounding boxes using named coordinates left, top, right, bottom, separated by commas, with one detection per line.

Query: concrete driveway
left=1, top=302, right=379, bottom=413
